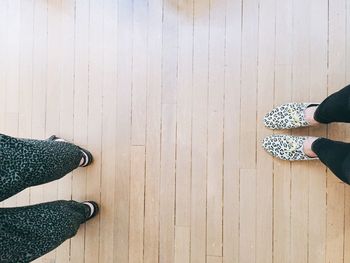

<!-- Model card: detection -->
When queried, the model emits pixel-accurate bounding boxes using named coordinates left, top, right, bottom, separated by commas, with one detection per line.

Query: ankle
left=304, top=106, right=320, bottom=126
left=303, top=137, right=318, bottom=158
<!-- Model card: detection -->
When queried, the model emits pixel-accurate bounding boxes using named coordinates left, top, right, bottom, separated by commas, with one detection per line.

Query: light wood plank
left=345, top=189, right=350, bottom=263
left=223, top=0, right=242, bottom=262
left=98, top=1, right=118, bottom=263
left=85, top=1, right=104, bottom=263
left=175, top=0, right=193, bottom=229
left=129, top=146, right=146, bottom=263
left=239, top=0, right=259, bottom=169
left=159, top=4, right=178, bottom=261
left=5, top=0, right=20, bottom=137
left=131, top=0, right=148, bottom=146
left=161, top=0, right=178, bottom=105
left=159, top=104, right=176, bottom=263
left=174, top=2, right=193, bottom=262
left=113, top=0, right=133, bottom=262
left=207, top=256, right=222, bottom=263
left=191, top=0, right=210, bottom=261
left=143, top=0, right=163, bottom=261
left=175, top=226, right=190, bottom=263
left=207, top=0, right=225, bottom=256
left=239, top=169, right=256, bottom=263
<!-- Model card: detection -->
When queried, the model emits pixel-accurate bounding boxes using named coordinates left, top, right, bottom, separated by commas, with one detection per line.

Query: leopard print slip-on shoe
left=263, top=103, right=319, bottom=130
left=262, top=134, right=318, bottom=161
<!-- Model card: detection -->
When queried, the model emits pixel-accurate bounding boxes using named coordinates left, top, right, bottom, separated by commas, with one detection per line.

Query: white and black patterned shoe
left=264, top=103, right=319, bottom=130
left=48, top=135, right=93, bottom=167
left=262, top=134, right=318, bottom=161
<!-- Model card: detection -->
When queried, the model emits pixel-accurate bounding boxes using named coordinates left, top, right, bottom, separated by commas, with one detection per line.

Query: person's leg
left=314, top=84, right=350, bottom=123
left=311, top=138, right=350, bottom=184
left=0, top=200, right=94, bottom=263
left=0, top=134, right=84, bottom=202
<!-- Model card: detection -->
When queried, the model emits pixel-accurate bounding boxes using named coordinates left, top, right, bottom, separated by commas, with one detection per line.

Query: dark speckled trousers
left=0, top=134, right=91, bottom=263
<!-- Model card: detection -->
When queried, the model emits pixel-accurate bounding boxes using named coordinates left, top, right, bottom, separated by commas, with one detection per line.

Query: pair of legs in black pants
left=0, top=134, right=97, bottom=263
left=311, top=85, right=350, bottom=184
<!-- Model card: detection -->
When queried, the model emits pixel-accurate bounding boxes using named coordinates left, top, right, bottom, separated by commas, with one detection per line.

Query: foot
left=303, top=137, right=318, bottom=158
left=304, top=106, right=320, bottom=126
left=262, top=134, right=319, bottom=161
left=264, top=103, right=319, bottom=130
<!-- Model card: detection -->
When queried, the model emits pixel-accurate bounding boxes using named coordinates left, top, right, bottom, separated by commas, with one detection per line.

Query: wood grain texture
left=0, top=0, right=348, bottom=262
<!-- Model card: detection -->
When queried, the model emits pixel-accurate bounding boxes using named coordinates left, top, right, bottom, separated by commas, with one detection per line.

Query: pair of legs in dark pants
left=0, top=134, right=92, bottom=263
left=312, top=84, right=350, bottom=184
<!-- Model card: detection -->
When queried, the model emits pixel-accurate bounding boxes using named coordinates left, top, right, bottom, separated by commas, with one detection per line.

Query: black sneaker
left=82, top=201, right=100, bottom=221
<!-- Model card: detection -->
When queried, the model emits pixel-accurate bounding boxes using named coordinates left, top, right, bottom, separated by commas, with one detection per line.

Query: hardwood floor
left=0, top=0, right=349, bottom=262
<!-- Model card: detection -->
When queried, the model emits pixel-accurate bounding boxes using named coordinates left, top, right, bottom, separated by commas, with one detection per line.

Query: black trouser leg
left=0, top=200, right=90, bottom=263
left=314, top=84, right=350, bottom=123
left=0, top=134, right=83, bottom=202
left=312, top=138, right=350, bottom=184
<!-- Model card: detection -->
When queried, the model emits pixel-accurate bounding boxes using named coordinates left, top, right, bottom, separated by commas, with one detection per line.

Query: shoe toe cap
left=262, top=135, right=288, bottom=158
left=262, top=135, right=275, bottom=152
